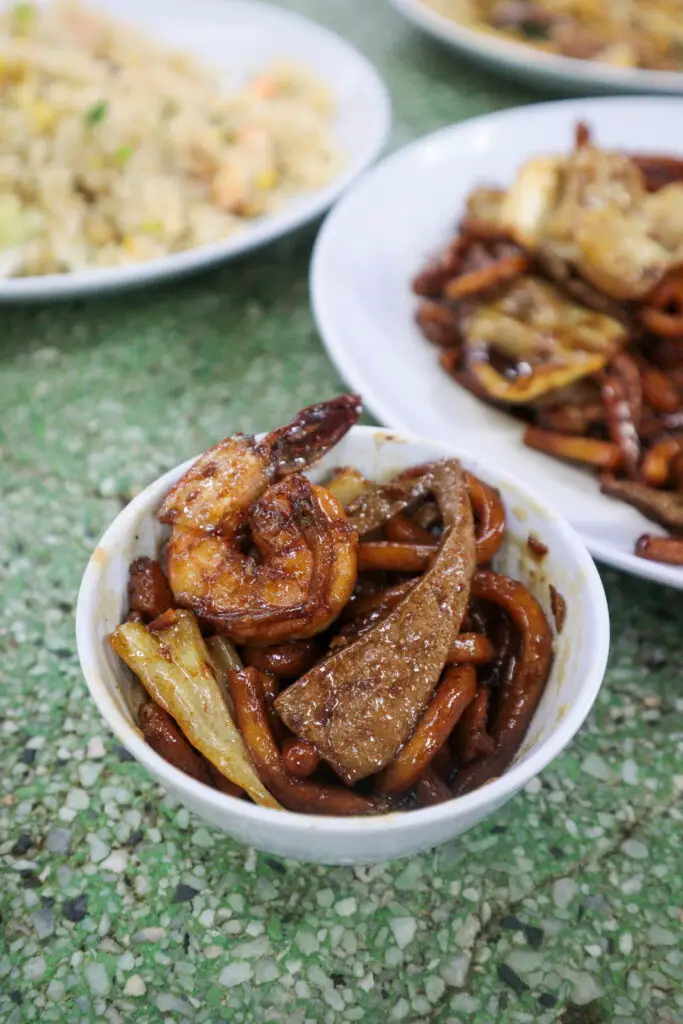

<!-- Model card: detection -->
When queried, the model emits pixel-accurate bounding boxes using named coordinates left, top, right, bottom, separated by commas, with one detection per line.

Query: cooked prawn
left=159, top=396, right=361, bottom=645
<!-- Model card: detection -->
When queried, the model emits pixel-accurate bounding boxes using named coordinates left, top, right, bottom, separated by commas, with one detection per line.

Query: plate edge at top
left=388, top=0, right=683, bottom=95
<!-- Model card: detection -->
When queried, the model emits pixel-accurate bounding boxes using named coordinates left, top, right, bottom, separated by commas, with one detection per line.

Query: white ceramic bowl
left=76, top=426, right=609, bottom=864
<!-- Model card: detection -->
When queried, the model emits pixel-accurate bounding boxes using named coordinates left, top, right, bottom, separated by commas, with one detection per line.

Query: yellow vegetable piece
left=463, top=276, right=625, bottom=403
left=255, top=169, right=278, bottom=191
left=140, top=219, right=163, bottom=236
left=324, top=467, right=374, bottom=509
left=27, top=100, right=56, bottom=133
left=498, top=156, right=562, bottom=249
left=109, top=610, right=281, bottom=809
left=0, top=193, right=36, bottom=249
left=205, top=634, right=242, bottom=714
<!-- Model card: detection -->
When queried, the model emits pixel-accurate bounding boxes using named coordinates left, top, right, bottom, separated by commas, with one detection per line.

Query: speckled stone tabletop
left=2, top=2, right=683, bottom=1022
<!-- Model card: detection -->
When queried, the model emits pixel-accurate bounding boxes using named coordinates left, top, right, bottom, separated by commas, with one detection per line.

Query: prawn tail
left=263, top=394, right=362, bottom=479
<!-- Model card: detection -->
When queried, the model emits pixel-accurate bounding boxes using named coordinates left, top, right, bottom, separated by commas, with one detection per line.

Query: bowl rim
left=76, top=425, right=610, bottom=836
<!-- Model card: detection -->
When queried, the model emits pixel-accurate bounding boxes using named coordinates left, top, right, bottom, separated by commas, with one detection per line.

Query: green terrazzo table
left=2, top=2, right=683, bottom=1021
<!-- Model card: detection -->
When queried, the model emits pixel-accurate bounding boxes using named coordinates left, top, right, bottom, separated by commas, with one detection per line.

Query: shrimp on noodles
left=159, top=395, right=361, bottom=644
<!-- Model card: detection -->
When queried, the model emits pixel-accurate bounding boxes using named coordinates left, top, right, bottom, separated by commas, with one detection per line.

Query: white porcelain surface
left=311, top=97, right=683, bottom=591
left=389, top=0, right=683, bottom=96
left=1, top=0, right=390, bottom=302
left=77, top=426, right=609, bottom=864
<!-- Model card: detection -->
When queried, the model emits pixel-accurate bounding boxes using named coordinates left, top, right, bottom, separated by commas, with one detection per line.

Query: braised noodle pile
left=413, top=124, right=683, bottom=567
left=426, top=0, right=683, bottom=72
left=109, top=396, right=557, bottom=815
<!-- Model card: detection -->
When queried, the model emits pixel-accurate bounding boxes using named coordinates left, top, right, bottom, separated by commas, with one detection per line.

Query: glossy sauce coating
left=464, top=471, right=506, bottom=564
left=524, top=426, right=622, bottom=470
left=139, top=701, right=242, bottom=797
left=128, top=557, right=174, bottom=621
left=639, top=365, right=680, bottom=413
left=410, top=141, right=683, bottom=567
left=444, top=253, right=529, bottom=300
left=357, top=542, right=433, bottom=573
left=601, top=476, right=683, bottom=533
left=139, top=701, right=210, bottom=782
left=275, top=460, right=476, bottom=784
left=385, top=513, right=437, bottom=545
left=526, top=534, right=549, bottom=560
left=453, top=570, right=553, bottom=796
left=635, top=534, right=683, bottom=565
left=446, top=632, right=495, bottom=665
left=341, top=581, right=415, bottom=622
left=374, top=665, right=477, bottom=795
left=413, top=767, right=451, bottom=807
left=281, top=737, right=321, bottom=778
left=242, top=639, right=321, bottom=679
left=115, top=402, right=561, bottom=815
left=451, top=686, right=495, bottom=765
left=601, top=353, right=642, bottom=479
left=550, top=585, right=567, bottom=634
left=640, top=438, right=683, bottom=487
left=229, top=667, right=385, bottom=815
left=159, top=396, right=361, bottom=644
left=641, top=271, right=683, bottom=338
left=345, top=476, right=431, bottom=537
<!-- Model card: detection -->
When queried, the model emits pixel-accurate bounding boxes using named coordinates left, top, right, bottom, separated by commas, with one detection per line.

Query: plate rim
left=1, top=0, right=391, bottom=302
left=389, top=0, right=683, bottom=94
left=311, top=97, right=683, bottom=590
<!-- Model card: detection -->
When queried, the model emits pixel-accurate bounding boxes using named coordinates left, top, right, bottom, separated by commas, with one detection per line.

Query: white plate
left=2, top=0, right=390, bottom=302
left=311, top=96, right=683, bottom=590
left=389, top=0, right=683, bottom=96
